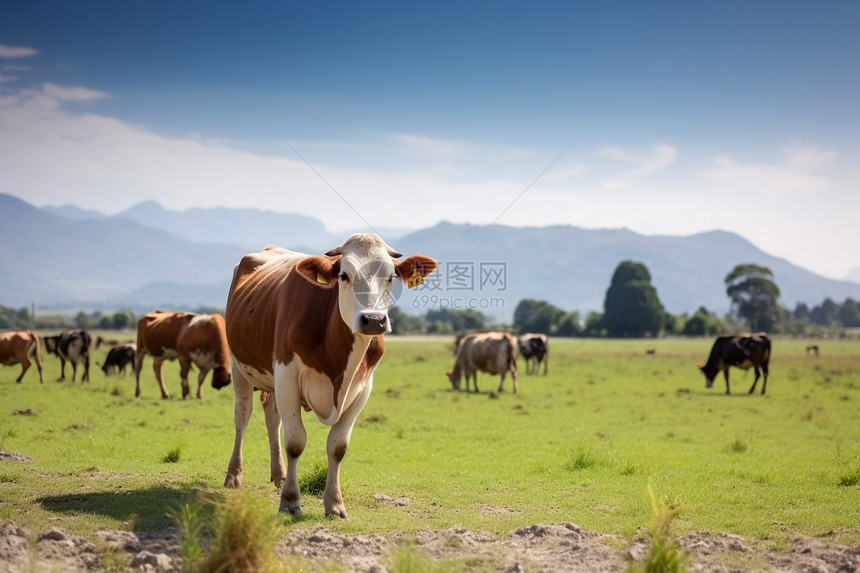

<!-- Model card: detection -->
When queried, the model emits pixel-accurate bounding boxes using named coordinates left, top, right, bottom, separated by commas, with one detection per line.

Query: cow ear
left=296, top=255, right=341, bottom=288
left=394, top=255, right=438, bottom=282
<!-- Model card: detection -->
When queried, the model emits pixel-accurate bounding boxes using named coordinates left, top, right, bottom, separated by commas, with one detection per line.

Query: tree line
left=1, top=261, right=857, bottom=337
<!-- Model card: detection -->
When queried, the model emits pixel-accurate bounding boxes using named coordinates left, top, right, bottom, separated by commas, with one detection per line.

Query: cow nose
left=358, top=311, right=388, bottom=335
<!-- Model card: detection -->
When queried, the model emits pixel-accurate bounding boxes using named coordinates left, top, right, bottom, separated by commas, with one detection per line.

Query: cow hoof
left=224, top=475, right=242, bottom=489
left=279, top=504, right=302, bottom=517
left=326, top=509, right=348, bottom=520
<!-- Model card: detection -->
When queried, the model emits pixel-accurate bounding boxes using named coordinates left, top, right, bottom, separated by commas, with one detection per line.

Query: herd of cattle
left=0, top=233, right=777, bottom=516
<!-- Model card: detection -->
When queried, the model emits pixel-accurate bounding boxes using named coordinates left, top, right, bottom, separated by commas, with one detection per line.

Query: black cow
left=43, top=329, right=92, bottom=383
left=699, top=333, right=771, bottom=395
left=518, top=333, right=549, bottom=375
left=102, top=343, right=136, bottom=376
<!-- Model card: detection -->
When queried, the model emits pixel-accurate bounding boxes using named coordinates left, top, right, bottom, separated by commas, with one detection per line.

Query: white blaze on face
left=337, top=244, right=396, bottom=335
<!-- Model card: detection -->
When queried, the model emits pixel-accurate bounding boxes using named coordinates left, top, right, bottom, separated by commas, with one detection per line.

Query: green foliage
left=299, top=460, right=328, bottom=496
left=603, top=261, right=665, bottom=337
left=194, top=491, right=292, bottom=573
left=0, top=304, right=31, bottom=329
left=163, top=445, right=183, bottom=464
left=425, top=308, right=489, bottom=334
left=627, top=487, right=688, bottom=573
left=725, top=264, right=781, bottom=332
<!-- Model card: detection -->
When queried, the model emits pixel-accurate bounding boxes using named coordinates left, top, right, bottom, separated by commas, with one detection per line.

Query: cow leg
left=70, top=362, right=78, bottom=384
left=324, top=377, right=373, bottom=519
left=58, top=357, right=66, bottom=381
left=195, top=366, right=209, bottom=399
left=723, top=369, right=731, bottom=394
left=262, top=393, right=286, bottom=488
left=16, top=359, right=30, bottom=383
left=134, top=352, right=146, bottom=398
left=511, top=364, right=518, bottom=394
left=153, top=358, right=170, bottom=399
left=178, top=356, right=192, bottom=399
left=224, top=368, right=255, bottom=489
left=274, top=366, right=306, bottom=516
left=761, top=364, right=769, bottom=395
left=82, top=355, right=89, bottom=383
left=498, top=371, right=507, bottom=392
left=748, top=366, right=761, bottom=394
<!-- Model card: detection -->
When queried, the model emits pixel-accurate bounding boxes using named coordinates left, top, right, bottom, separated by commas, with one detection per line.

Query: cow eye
left=339, top=272, right=349, bottom=282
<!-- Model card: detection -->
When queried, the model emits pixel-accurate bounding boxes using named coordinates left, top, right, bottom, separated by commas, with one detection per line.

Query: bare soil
left=1, top=519, right=858, bottom=572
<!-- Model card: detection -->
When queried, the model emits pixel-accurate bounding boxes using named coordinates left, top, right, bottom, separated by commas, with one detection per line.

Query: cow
left=699, top=333, right=772, bottom=395
left=518, top=333, right=549, bottom=375
left=446, top=331, right=519, bottom=393
left=0, top=330, right=43, bottom=383
left=43, top=329, right=91, bottom=383
left=101, top=343, right=136, bottom=376
left=134, top=311, right=232, bottom=399
left=222, top=234, right=437, bottom=518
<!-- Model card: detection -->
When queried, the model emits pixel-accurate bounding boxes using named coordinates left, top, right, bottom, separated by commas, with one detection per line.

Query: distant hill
left=2, top=193, right=858, bottom=318
left=394, top=222, right=860, bottom=317
left=0, top=193, right=245, bottom=311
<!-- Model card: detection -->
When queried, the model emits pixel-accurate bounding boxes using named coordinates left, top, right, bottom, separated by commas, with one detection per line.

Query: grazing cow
left=0, top=330, right=43, bottom=383
left=806, top=345, right=819, bottom=357
left=518, top=333, right=549, bottom=375
left=43, top=329, right=91, bottom=383
left=223, top=235, right=437, bottom=518
left=134, top=311, right=232, bottom=399
left=96, top=336, right=120, bottom=349
left=699, top=333, right=772, bottom=395
left=101, top=343, right=136, bottom=376
left=447, top=331, right=519, bottom=393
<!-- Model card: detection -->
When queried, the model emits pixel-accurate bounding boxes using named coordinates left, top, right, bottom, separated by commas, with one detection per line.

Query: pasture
left=1, top=334, right=858, bottom=554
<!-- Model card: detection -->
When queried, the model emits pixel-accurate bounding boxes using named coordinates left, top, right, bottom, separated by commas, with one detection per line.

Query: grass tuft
left=193, top=491, right=292, bottom=573
left=162, top=445, right=182, bottom=464
left=727, top=438, right=748, bottom=454
left=627, top=487, right=688, bottom=573
left=838, top=465, right=860, bottom=487
left=564, top=447, right=600, bottom=472
left=299, top=459, right=328, bottom=496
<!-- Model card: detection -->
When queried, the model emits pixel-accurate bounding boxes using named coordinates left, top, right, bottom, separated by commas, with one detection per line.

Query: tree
left=810, top=298, right=839, bottom=327
left=838, top=298, right=860, bottom=327
left=602, top=261, right=664, bottom=337
left=725, top=264, right=781, bottom=332
left=512, top=299, right=566, bottom=334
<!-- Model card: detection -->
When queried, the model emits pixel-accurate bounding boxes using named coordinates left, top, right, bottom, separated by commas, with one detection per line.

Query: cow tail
left=30, top=332, right=43, bottom=365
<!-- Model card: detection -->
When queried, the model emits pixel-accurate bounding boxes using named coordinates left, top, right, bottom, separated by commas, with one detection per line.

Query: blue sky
left=1, top=1, right=858, bottom=280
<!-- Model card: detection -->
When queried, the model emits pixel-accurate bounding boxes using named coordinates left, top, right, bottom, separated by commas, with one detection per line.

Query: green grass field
left=1, top=334, right=858, bottom=549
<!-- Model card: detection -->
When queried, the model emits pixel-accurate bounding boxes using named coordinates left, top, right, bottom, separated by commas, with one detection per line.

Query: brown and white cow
left=699, top=333, right=772, bottom=395
left=447, top=331, right=519, bottom=393
left=518, top=333, right=549, bottom=376
left=223, top=234, right=437, bottom=518
left=134, top=311, right=232, bottom=399
left=43, top=329, right=91, bottom=383
left=102, top=343, right=136, bottom=376
left=0, top=330, right=44, bottom=383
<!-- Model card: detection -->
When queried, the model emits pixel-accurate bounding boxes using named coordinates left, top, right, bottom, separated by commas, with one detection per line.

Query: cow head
left=42, top=336, right=59, bottom=355
left=698, top=364, right=717, bottom=388
left=211, top=365, right=232, bottom=390
left=296, top=234, right=437, bottom=336
left=445, top=371, right=461, bottom=390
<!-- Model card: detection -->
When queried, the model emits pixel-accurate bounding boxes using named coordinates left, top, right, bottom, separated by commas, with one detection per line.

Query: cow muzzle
left=355, top=310, right=389, bottom=335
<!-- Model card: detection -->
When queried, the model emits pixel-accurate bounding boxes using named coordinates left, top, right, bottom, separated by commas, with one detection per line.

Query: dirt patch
left=1, top=520, right=858, bottom=572
left=0, top=450, right=35, bottom=462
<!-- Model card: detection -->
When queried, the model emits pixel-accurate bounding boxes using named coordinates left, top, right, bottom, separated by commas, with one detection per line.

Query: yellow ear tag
left=316, top=272, right=328, bottom=285
left=407, top=270, right=424, bottom=289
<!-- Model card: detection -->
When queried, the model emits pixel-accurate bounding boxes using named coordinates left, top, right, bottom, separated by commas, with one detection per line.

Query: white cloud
left=390, top=133, right=468, bottom=159
left=600, top=143, right=677, bottom=175
left=0, top=44, right=39, bottom=58
left=41, top=82, right=109, bottom=102
left=700, top=143, right=833, bottom=193
left=0, top=73, right=17, bottom=83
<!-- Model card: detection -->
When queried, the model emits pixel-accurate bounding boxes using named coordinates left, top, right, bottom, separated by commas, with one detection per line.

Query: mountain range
left=4, top=192, right=860, bottom=319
